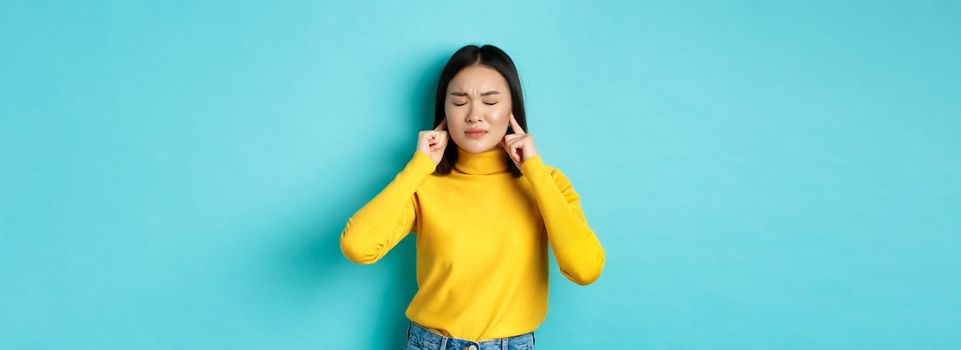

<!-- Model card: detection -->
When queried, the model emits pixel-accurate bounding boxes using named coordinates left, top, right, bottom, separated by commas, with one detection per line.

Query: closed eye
left=453, top=102, right=499, bottom=106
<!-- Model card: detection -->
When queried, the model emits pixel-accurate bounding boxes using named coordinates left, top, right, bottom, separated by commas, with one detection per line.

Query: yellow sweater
left=340, top=146, right=605, bottom=341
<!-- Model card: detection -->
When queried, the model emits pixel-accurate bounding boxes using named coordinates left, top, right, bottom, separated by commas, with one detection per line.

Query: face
left=444, top=64, right=513, bottom=153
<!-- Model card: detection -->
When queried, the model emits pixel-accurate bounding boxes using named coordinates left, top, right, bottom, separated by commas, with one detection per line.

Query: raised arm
left=340, top=151, right=436, bottom=264
left=502, top=114, right=604, bottom=285
left=520, top=155, right=606, bottom=285
left=340, top=119, right=449, bottom=264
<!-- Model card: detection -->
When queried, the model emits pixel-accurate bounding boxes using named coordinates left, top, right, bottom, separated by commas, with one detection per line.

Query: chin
left=454, top=138, right=498, bottom=153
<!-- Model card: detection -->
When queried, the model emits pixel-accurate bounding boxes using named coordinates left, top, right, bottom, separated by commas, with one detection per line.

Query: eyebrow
left=450, top=90, right=501, bottom=97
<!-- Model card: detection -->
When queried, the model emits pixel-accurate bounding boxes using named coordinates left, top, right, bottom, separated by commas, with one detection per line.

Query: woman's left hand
left=501, top=114, right=538, bottom=167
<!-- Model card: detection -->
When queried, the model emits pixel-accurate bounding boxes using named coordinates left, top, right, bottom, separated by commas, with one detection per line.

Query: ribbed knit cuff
left=519, top=154, right=545, bottom=176
left=407, top=151, right=438, bottom=177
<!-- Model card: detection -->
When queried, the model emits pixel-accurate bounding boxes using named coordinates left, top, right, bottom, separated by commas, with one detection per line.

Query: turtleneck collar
left=454, top=146, right=510, bottom=175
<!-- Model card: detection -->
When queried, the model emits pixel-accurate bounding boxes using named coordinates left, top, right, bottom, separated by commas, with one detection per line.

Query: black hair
left=432, top=44, right=527, bottom=178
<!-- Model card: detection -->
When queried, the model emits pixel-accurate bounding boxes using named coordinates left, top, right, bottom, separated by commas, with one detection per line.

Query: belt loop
left=439, top=336, right=448, bottom=350
left=502, top=337, right=508, bottom=350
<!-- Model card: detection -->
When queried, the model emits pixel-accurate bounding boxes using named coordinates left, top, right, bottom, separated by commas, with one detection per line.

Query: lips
left=465, top=129, right=488, bottom=139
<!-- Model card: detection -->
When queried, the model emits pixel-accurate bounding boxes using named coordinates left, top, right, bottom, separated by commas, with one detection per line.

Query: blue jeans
left=406, top=320, right=536, bottom=350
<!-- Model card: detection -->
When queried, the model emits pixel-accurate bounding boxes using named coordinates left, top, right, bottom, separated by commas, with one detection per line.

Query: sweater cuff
left=519, top=154, right=545, bottom=176
left=407, top=151, right=438, bottom=177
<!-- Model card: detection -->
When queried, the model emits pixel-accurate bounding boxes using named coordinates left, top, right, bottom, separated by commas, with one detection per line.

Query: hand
left=500, top=114, right=538, bottom=167
left=416, top=119, right=449, bottom=165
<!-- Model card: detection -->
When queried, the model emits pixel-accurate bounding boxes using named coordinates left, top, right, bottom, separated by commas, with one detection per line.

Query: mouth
left=465, top=129, right=488, bottom=139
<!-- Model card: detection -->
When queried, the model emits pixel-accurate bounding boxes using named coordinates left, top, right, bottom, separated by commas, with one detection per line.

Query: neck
left=454, top=146, right=510, bottom=175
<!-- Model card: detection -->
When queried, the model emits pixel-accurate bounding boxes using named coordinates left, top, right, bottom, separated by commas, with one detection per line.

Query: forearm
left=340, top=151, right=435, bottom=264
left=520, top=155, right=605, bottom=285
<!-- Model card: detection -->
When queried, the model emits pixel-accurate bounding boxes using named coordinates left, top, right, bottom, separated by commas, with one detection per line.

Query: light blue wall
left=2, top=1, right=959, bottom=349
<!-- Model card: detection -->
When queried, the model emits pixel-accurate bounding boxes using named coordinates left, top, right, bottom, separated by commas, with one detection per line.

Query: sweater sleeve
left=340, top=151, right=437, bottom=264
left=520, top=154, right=606, bottom=286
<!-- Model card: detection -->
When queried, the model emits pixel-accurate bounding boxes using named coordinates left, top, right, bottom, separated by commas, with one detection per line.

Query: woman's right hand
left=416, top=119, right=448, bottom=165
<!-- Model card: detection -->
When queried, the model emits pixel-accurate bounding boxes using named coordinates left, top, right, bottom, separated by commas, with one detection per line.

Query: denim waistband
left=407, top=319, right=535, bottom=350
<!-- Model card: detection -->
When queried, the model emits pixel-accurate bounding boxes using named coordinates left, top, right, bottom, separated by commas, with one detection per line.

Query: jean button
left=465, top=345, right=477, bottom=350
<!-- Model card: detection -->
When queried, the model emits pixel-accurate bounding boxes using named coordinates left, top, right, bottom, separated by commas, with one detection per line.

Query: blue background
left=2, top=1, right=960, bottom=349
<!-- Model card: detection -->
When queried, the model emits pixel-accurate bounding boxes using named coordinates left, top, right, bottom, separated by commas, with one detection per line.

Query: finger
left=434, top=118, right=448, bottom=131
left=504, top=134, right=521, bottom=146
left=509, top=114, right=525, bottom=135
left=501, top=135, right=515, bottom=152
left=506, top=140, right=521, bottom=162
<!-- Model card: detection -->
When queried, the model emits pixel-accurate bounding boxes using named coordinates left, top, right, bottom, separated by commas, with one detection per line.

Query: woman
left=340, top=44, right=606, bottom=350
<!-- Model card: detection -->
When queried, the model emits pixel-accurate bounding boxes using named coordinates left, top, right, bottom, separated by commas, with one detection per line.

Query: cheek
left=492, top=108, right=511, bottom=127
left=445, top=106, right=464, bottom=126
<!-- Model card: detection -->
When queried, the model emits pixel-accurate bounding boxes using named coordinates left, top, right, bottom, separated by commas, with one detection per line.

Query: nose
left=466, top=103, right=483, bottom=123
